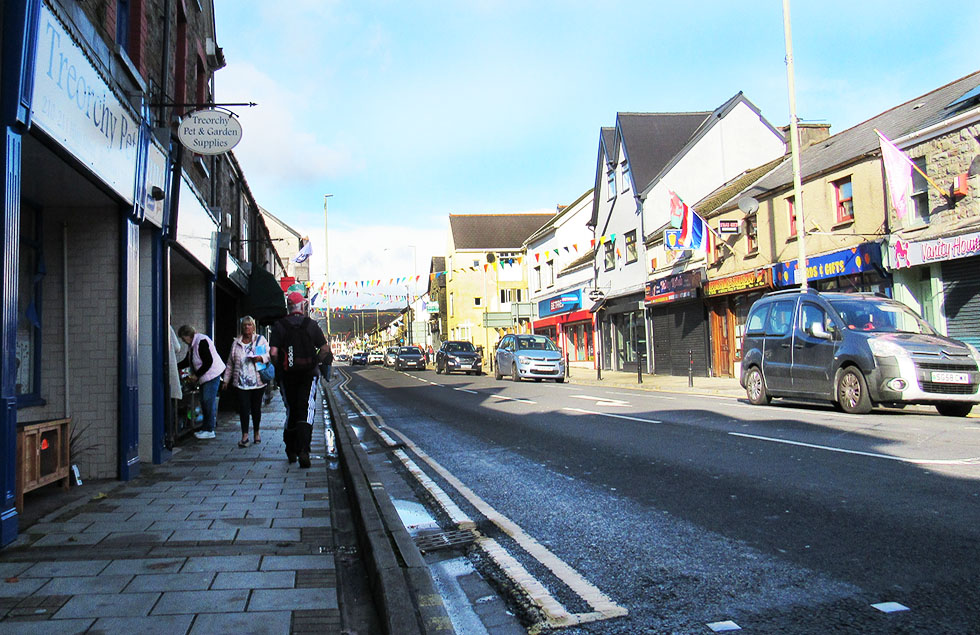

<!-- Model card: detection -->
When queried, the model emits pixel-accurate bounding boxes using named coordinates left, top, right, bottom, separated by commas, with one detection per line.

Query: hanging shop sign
left=888, top=231, right=980, bottom=269
left=772, top=242, right=882, bottom=287
left=426, top=301, right=440, bottom=314
left=704, top=268, right=772, bottom=297
left=664, top=229, right=684, bottom=251
left=33, top=3, right=139, bottom=203
left=177, top=109, right=242, bottom=155
left=717, top=219, right=741, bottom=234
left=143, top=143, right=168, bottom=228
left=645, top=269, right=704, bottom=304
left=537, top=289, right=582, bottom=319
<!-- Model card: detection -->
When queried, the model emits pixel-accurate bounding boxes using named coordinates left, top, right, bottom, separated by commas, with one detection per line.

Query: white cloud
left=219, top=62, right=358, bottom=185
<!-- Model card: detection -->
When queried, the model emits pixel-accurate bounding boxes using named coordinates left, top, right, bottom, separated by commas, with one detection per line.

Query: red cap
left=286, top=291, right=306, bottom=306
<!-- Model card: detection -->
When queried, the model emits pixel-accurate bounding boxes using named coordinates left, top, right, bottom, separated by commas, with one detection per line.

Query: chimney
left=780, top=123, right=831, bottom=154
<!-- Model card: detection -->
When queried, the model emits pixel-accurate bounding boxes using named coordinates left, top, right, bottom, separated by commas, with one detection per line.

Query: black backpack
left=280, top=317, right=318, bottom=373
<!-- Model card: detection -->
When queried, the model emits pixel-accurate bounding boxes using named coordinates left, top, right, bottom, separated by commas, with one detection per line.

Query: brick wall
left=910, top=123, right=980, bottom=222
left=22, top=208, right=121, bottom=480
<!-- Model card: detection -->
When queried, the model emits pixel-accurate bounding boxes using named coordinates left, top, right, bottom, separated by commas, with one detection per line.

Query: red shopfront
left=533, top=289, right=595, bottom=365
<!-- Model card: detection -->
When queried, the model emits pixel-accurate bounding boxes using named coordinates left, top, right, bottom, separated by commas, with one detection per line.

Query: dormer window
left=607, top=167, right=616, bottom=201
left=620, top=161, right=630, bottom=193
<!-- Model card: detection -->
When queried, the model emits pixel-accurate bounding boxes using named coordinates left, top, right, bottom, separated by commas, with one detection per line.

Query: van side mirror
left=810, top=322, right=833, bottom=340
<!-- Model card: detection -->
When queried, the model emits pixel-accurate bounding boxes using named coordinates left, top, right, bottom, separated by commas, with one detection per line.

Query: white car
left=367, top=350, right=385, bottom=364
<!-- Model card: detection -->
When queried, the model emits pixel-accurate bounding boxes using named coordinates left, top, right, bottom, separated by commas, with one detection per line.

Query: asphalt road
left=337, top=363, right=980, bottom=634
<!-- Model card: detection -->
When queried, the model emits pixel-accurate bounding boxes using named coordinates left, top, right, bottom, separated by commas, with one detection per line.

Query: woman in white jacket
left=222, top=316, right=270, bottom=447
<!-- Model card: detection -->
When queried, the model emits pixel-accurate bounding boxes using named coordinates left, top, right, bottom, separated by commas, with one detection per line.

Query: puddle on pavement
left=393, top=499, right=440, bottom=534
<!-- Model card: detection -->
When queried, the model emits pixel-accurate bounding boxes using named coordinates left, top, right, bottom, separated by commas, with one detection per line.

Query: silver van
left=740, top=289, right=980, bottom=416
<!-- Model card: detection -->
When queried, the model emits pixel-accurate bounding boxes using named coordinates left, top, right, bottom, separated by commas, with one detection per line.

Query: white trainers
left=194, top=430, right=216, bottom=439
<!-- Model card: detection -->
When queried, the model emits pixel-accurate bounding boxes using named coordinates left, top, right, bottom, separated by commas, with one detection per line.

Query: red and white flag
left=875, top=130, right=914, bottom=220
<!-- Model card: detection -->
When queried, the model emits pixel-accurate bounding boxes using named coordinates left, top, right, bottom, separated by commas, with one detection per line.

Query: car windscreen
left=445, top=342, right=475, bottom=353
left=399, top=347, right=420, bottom=354
left=514, top=335, right=559, bottom=351
left=829, top=298, right=937, bottom=335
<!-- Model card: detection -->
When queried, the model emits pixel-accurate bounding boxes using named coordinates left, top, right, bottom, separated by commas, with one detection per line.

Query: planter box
left=16, top=418, right=71, bottom=512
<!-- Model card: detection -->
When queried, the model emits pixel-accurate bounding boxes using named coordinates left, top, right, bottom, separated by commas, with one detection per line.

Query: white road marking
left=570, top=395, right=631, bottom=407
left=871, top=602, right=910, bottom=613
left=563, top=407, right=662, bottom=424
left=488, top=394, right=536, bottom=405
left=338, top=379, right=626, bottom=627
left=729, top=432, right=980, bottom=465
left=454, top=388, right=477, bottom=394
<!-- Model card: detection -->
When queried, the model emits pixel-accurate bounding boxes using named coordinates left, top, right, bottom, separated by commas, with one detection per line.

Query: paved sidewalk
left=567, top=365, right=746, bottom=398
left=0, top=391, right=338, bottom=634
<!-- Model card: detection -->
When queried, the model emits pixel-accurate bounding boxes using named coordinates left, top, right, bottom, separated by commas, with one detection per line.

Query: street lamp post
left=323, top=194, right=333, bottom=333
left=782, top=0, right=808, bottom=290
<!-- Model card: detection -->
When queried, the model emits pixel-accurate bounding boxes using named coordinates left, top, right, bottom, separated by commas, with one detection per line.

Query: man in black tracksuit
left=270, top=292, right=328, bottom=468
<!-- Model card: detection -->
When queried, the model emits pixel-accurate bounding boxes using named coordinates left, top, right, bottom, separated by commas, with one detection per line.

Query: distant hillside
left=314, top=309, right=402, bottom=341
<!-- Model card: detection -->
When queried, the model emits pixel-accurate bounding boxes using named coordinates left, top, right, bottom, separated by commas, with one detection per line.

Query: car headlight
left=966, top=343, right=980, bottom=365
left=869, top=338, right=910, bottom=359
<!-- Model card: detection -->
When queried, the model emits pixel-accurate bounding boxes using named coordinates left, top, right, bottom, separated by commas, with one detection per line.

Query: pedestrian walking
left=270, top=292, right=328, bottom=468
left=222, top=316, right=270, bottom=447
left=177, top=324, right=227, bottom=440
left=320, top=344, right=334, bottom=381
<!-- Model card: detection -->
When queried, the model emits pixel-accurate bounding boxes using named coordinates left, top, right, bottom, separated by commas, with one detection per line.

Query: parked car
left=740, top=289, right=980, bottom=416
left=367, top=350, right=385, bottom=365
left=435, top=341, right=482, bottom=375
left=395, top=346, right=426, bottom=371
left=494, top=334, right=565, bottom=382
left=384, top=347, right=399, bottom=367
left=351, top=351, right=368, bottom=366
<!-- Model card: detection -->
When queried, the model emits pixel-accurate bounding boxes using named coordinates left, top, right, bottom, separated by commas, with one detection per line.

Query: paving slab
left=189, top=610, right=291, bottom=634
left=260, top=555, right=335, bottom=571
left=151, top=589, right=249, bottom=614
left=248, top=587, right=338, bottom=611
left=234, top=527, right=301, bottom=542
left=167, top=528, right=238, bottom=542
left=180, top=555, right=261, bottom=573
left=90, top=614, right=194, bottom=635
left=53, top=591, right=160, bottom=618
left=101, top=558, right=186, bottom=576
left=35, top=574, right=133, bottom=595
left=124, top=571, right=215, bottom=592
left=212, top=571, right=294, bottom=589
left=0, top=576, right=49, bottom=597
left=19, top=560, right=110, bottom=578
left=30, top=532, right=109, bottom=547
left=0, top=619, right=97, bottom=634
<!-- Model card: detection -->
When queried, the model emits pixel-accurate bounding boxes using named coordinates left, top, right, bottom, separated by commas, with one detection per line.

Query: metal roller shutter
left=942, top=256, right=980, bottom=348
left=651, top=302, right=709, bottom=376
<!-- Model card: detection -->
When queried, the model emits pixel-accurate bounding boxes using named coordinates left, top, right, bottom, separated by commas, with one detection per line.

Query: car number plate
left=932, top=371, right=969, bottom=384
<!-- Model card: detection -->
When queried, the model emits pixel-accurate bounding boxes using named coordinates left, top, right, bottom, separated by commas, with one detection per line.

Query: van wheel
left=836, top=367, right=872, bottom=414
left=745, top=367, right=771, bottom=405
left=936, top=402, right=974, bottom=417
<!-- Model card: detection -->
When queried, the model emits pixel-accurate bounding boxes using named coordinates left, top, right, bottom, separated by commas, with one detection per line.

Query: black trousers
left=281, top=373, right=316, bottom=456
left=237, top=387, right=263, bottom=436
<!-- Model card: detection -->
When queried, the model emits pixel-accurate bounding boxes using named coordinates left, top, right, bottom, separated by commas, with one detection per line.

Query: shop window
left=834, top=176, right=854, bottom=222
left=604, top=241, right=615, bottom=271
left=625, top=230, right=638, bottom=263
left=911, top=157, right=929, bottom=223
left=787, top=196, right=797, bottom=237
left=17, top=206, right=44, bottom=406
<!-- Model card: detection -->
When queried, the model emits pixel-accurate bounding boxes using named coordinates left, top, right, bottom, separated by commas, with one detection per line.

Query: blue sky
left=214, top=0, right=979, bottom=307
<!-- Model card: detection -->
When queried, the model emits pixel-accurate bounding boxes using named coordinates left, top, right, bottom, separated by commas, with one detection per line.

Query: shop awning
left=244, top=265, right=287, bottom=324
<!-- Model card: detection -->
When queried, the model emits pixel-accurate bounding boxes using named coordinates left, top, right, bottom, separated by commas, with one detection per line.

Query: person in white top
left=177, top=325, right=226, bottom=440
left=222, top=316, right=271, bottom=447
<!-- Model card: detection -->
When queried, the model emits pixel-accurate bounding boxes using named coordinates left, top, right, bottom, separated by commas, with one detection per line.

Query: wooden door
left=710, top=301, right=733, bottom=377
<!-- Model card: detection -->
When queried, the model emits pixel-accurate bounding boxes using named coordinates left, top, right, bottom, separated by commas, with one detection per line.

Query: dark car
left=351, top=351, right=368, bottom=366
left=740, top=289, right=980, bottom=416
left=395, top=346, right=426, bottom=370
left=435, top=341, right=482, bottom=375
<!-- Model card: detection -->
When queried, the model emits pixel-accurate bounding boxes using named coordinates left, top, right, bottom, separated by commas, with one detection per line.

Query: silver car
left=495, top=334, right=565, bottom=382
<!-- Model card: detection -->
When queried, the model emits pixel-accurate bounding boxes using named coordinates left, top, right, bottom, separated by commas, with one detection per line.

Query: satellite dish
left=486, top=253, right=496, bottom=263
left=737, top=197, right=759, bottom=214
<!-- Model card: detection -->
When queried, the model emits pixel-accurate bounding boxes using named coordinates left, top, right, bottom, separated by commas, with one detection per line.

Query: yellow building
left=444, top=213, right=554, bottom=356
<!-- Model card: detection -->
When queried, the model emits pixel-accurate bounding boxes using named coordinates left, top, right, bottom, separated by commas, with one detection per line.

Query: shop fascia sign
left=773, top=242, right=881, bottom=287
left=537, top=289, right=582, bottom=318
left=889, top=231, right=980, bottom=269
left=704, top=268, right=772, bottom=297
left=177, top=109, right=242, bottom=155
left=645, top=269, right=704, bottom=304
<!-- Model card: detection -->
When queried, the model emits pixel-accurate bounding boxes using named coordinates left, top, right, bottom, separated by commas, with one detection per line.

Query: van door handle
left=781, top=343, right=791, bottom=348
left=794, top=344, right=804, bottom=349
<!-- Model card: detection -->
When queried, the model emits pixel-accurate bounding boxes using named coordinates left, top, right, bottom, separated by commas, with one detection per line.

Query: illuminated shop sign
left=538, top=289, right=582, bottom=318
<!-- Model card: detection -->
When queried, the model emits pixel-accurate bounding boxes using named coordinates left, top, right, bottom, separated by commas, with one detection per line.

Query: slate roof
left=448, top=213, right=555, bottom=250
left=720, top=70, right=980, bottom=209
left=618, top=111, right=712, bottom=193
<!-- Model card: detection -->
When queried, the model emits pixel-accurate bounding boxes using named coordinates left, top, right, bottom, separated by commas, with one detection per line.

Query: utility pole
left=323, top=194, right=333, bottom=333
left=783, top=0, right=808, bottom=290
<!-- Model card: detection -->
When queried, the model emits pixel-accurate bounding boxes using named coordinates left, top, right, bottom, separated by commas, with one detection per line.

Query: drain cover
left=414, top=529, right=476, bottom=554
